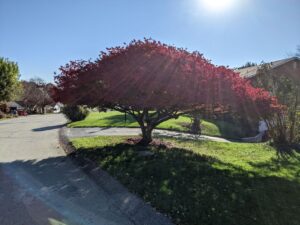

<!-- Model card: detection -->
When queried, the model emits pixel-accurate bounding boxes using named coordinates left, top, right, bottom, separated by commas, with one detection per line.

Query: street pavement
left=0, top=114, right=172, bottom=225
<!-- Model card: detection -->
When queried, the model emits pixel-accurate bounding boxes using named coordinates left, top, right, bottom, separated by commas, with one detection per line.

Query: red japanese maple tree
left=54, top=39, right=282, bottom=145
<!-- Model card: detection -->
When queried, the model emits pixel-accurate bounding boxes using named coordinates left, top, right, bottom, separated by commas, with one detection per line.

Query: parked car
left=17, top=109, right=28, bottom=116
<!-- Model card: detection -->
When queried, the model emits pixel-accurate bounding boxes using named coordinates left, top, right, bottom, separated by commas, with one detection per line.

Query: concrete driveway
left=0, top=114, right=172, bottom=225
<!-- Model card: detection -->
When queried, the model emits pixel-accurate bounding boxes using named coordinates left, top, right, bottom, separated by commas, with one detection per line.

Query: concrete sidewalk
left=65, top=127, right=231, bottom=142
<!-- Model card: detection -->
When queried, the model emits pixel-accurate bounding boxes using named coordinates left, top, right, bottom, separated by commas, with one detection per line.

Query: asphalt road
left=0, top=114, right=154, bottom=225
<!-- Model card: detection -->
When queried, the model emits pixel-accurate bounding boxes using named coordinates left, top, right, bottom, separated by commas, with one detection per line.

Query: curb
left=59, top=127, right=76, bottom=154
left=58, top=126, right=174, bottom=225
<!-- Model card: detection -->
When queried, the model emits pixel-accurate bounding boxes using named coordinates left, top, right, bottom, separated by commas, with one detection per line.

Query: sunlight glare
left=201, top=0, right=236, bottom=12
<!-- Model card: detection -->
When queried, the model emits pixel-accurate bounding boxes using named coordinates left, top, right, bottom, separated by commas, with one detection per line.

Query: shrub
left=0, top=110, right=6, bottom=119
left=0, top=102, right=8, bottom=113
left=267, top=112, right=300, bottom=152
left=252, top=63, right=300, bottom=151
left=62, top=105, right=89, bottom=122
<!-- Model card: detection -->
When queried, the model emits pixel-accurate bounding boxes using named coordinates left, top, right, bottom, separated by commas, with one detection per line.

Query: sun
left=201, top=0, right=236, bottom=12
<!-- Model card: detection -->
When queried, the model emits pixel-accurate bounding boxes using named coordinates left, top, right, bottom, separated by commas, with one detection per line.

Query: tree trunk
left=288, top=95, right=299, bottom=143
left=127, top=109, right=181, bottom=146
left=138, top=126, right=153, bottom=146
left=191, top=114, right=201, bottom=134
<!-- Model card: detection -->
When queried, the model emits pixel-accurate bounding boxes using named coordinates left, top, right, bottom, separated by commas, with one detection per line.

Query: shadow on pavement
left=32, top=124, right=66, bottom=132
left=0, top=156, right=85, bottom=225
left=0, top=156, right=127, bottom=225
left=0, top=155, right=172, bottom=225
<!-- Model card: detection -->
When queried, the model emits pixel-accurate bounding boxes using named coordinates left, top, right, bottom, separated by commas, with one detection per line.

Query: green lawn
left=0, top=116, right=12, bottom=121
left=71, top=136, right=300, bottom=225
left=69, top=111, right=247, bottom=139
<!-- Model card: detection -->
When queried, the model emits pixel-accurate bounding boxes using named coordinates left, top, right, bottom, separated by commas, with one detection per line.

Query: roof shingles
left=235, top=57, right=299, bottom=78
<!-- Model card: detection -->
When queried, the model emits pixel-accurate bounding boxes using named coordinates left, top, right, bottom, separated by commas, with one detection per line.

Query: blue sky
left=1, top=0, right=299, bottom=82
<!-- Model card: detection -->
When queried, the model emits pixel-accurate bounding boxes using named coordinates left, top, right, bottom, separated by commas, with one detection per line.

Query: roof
left=235, top=57, right=300, bottom=78
left=7, top=101, right=24, bottom=109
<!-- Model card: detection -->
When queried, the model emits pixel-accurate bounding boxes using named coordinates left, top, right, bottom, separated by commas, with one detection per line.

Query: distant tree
left=54, top=39, right=282, bottom=145
left=238, top=62, right=257, bottom=69
left=30, top=77, right=46, bottom=86
left=21, top=78, right=54, bottom=113
left=296, top=45, right=300, bottom=57
left=0, top=57, right=20, bottom=102
left=11, top=83, right=24, bottom=101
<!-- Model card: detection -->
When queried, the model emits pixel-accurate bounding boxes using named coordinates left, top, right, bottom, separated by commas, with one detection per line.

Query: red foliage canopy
left=54, top=39, right=281, bottom=120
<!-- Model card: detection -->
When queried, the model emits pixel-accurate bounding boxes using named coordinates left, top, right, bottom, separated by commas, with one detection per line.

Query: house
left=7, top=101, right=24, bottom=112
left=235, top=57, right=300, bottom=83
left=4, top=101, right=27, bottom=115
left=235, top=57, right=300, bottom=142
left=53, top=102, right=64, bottom=113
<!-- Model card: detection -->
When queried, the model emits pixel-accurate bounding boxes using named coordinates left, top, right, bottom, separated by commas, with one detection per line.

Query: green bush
left=62, top=105, right=89, bottom=122
left=0, top=110, right=6, bottom=119
left=0, top=102, right=8, bottom=113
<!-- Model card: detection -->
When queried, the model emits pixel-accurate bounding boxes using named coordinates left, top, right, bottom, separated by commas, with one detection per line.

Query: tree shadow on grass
left=203, top=119, right=250, bottom=139
left=73, top=143, right=300, bottom=225
left=268, top=142, right=300, bottom=158
left=98, top=114, right=136, bottom=127
left=248, top=153, right=300, bottom=177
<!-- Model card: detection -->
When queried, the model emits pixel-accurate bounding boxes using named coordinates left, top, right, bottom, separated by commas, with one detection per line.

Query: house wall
left=271, top=59, right=300, bottom=83
left=249, top=59, right=300, bottom=86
